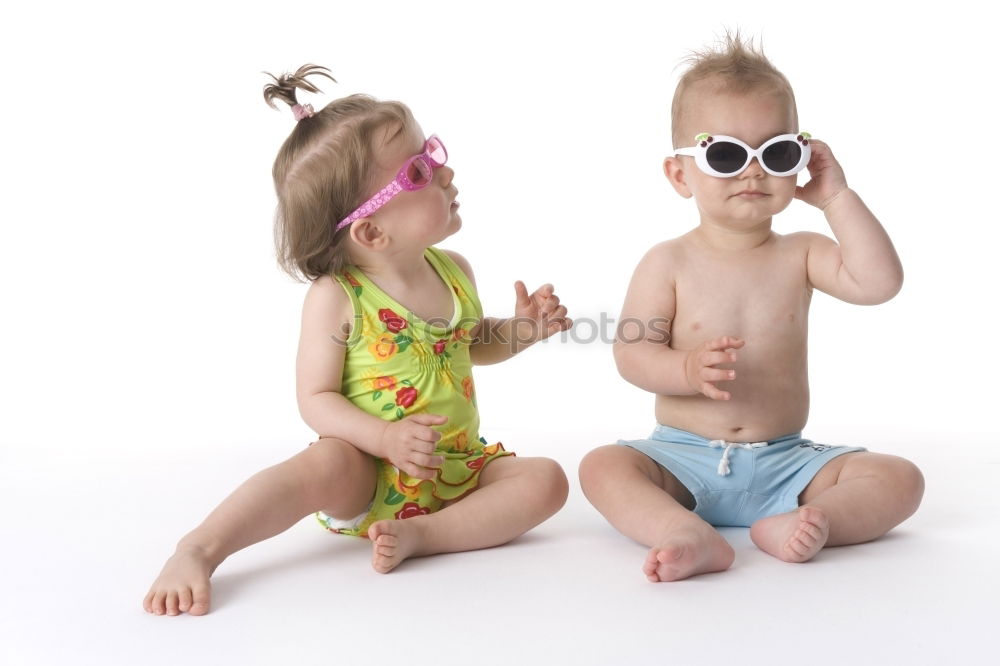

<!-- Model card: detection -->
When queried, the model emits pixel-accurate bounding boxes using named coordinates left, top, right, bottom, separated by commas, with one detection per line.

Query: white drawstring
left=708, top=440, right=769, bottom=476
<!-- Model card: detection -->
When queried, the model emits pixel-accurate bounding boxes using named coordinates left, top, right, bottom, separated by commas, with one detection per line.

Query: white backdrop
left=2, top=1, right=997, bottom=664
left=3, top=0, right=997, bottom=453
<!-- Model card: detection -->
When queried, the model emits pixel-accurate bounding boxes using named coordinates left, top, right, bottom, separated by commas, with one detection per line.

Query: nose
left=740, top=156, right=765, bottom=178
left=437, top=164, right=455, bottom=187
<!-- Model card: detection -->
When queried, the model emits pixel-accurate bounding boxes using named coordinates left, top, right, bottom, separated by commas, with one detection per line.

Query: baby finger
left=415, top=427, right=441, bottom=444
left=702, top=382, right=731, bottom=401
left=702, top=367, right=736, bottom=383
left=402, top=461, right=436, bottom=480
left=546, top=304, right=569, bottom=321
left=702, top=350, right=736, bottom=368
left=411, top=451, right=445, bottom=469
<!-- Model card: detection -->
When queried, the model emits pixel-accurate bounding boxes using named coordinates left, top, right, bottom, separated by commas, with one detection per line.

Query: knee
left=578, top=445, right=622, bottom=494
left=885, top=456, right=925, bottom=517
left=297, top=438, right=369, bottom=498
left=530, top=457, right=569, bottom=512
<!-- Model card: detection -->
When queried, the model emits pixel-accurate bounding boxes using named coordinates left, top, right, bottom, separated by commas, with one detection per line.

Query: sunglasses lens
left=426, top=137, right=447, bottom=165
left=762, top=140, right=802, bottom=173
left=705, top=141, right=748, bottom=174
left=406, top=158, right=432, bottom=187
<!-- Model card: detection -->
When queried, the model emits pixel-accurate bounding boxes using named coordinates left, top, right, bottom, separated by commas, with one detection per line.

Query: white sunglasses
left=675, top=132, right=812, bottom=178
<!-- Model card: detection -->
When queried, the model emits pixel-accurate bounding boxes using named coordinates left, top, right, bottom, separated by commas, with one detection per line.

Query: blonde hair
left=671, top=31, right=797, bottom=149
left=263, top=64, right=413, bottom=282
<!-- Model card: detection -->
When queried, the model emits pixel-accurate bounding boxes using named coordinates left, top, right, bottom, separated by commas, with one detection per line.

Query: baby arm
left=442, top=250, right=572, bottom=366
left=296, top=277, right=445, bottom=480
left=796, top=139, right=904, bottom=305
left=613, top=244, right=743, bottom=400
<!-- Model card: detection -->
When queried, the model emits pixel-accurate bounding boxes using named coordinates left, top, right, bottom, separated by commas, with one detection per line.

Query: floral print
left=379, top=308, right=408, bottom=334
left=371, top=375, right=397, bottom=392
left=394, top=502, right=431, bottom=520
left=395, top=386, right=418, bottom=409
left=316, top=249, right=515, bottom=539
left=369, top=333, right=399, bottom=362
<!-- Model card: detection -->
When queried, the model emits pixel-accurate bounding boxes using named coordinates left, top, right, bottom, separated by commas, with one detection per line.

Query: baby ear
left=662, top=156, right=693, bottom=199
left=349, top=218, right=389, bottom=250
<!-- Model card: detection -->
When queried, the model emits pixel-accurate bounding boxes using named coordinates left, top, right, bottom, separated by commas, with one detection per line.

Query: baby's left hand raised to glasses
left=794, top=139, right=849, bottom=210
left=513, top=281, right=573, bottom=344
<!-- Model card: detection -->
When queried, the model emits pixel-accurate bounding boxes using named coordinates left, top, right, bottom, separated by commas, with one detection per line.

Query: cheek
left=772, top=177, right=799, bottom=200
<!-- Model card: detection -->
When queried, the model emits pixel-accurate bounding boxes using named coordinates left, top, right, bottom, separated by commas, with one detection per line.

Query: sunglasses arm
left=337, top=180, right=403, bottom=231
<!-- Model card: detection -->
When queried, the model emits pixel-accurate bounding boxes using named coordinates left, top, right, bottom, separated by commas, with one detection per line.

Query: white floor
left=2, top=405, right=995, bottom=666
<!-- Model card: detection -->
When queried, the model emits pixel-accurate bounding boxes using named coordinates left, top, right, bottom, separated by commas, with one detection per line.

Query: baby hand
left=794, top=139, right=849, bottom=210
left=513, top=281, right=573, bottom=342
left=379, top=413, right=448, bottom=480
left=684, top=336, right=744, bottom=401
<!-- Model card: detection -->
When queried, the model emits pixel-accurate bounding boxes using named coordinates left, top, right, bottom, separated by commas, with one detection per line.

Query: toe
left=787, top=538, right=808, bottom=558
left=801, top=506, right=828, bottom=528
left=151, top=591, right=166, bottom=615
left=190, top=585, right=211, bottom=616
left=368, top=521, right=390, bottom=541
left=657, top=545, right=682, bottom=564
left=642, top=550, right=660, bottom=576
left=798, top=522, right=822, bottom=541
left=377, top=534, right=399, bottom=548
left=165, top=591, right=179, bottom=616
left=178, top=588, right=193, bottom=613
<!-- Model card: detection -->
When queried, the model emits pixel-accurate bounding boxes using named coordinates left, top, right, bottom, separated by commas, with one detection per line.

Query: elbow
left=884, top=270, right=904, bottom=302
left=612, top=341, right=633, bottom=381
left=296, top=391, right=316, bottom=422
left=865, top=270, right=904, bottom=305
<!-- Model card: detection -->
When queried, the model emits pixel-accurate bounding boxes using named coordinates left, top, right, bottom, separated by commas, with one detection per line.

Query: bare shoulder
left=302, top=273, right=353, bottom=338
left=296, top=274, right=353, bottom=399
left=620, top=238, right=686, bottom=321
left=782, top=230, right=835, bottom=255
left=633, top=237, right=687, bottom=280
left=439, top=248, right=477, bottom=288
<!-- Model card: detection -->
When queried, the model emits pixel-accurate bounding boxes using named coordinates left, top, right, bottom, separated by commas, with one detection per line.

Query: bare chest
left=671, top=246, right=812, bottom=350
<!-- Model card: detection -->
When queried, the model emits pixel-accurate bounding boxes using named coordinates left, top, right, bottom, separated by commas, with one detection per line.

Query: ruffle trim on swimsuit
left=708, top=439, right=769, bottom=476
left=316, top=441, right=513, bottom=538
left=399, top=442, right=511, bottom=497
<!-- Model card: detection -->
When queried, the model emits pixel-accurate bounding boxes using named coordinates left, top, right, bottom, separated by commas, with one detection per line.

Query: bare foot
left=143, top=547, right=214, bottom=616
left=750, top=505, right=830, bottom=563
left=368, top=519, right=426, bottom=573
left=643, top=527, right=735, bottom=582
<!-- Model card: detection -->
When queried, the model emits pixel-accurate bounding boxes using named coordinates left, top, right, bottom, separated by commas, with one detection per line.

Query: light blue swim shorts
left=619, top=424, right=866, bottom=527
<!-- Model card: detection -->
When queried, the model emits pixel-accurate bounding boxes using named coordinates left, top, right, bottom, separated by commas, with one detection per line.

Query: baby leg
left=367, top=456, right=568, bottom=573
left=579, top=445, right=734, bottom=582
left=144, top=437, right=376, bottom=616
left=750, top=452, right=924, bottom=562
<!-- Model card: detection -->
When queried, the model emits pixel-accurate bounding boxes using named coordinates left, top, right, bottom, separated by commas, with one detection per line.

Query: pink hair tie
left=292, top=103, right=315, bottom=121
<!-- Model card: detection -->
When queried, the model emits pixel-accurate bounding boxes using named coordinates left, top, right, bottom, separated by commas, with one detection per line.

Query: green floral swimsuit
left=316, top=247, right=513, bottom=537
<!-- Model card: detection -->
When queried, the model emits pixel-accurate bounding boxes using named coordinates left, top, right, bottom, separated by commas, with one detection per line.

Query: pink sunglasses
left=337, top=135, right=448, bottom=230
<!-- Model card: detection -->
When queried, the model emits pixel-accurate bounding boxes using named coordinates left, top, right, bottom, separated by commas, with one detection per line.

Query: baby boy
left=579, top=36, right=924, bottom=582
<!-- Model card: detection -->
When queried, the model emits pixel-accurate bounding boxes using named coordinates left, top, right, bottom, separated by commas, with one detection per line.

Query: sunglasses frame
left=675, top=132, right=811, bottom=178
left=337, top=135, right=448, bottom=230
